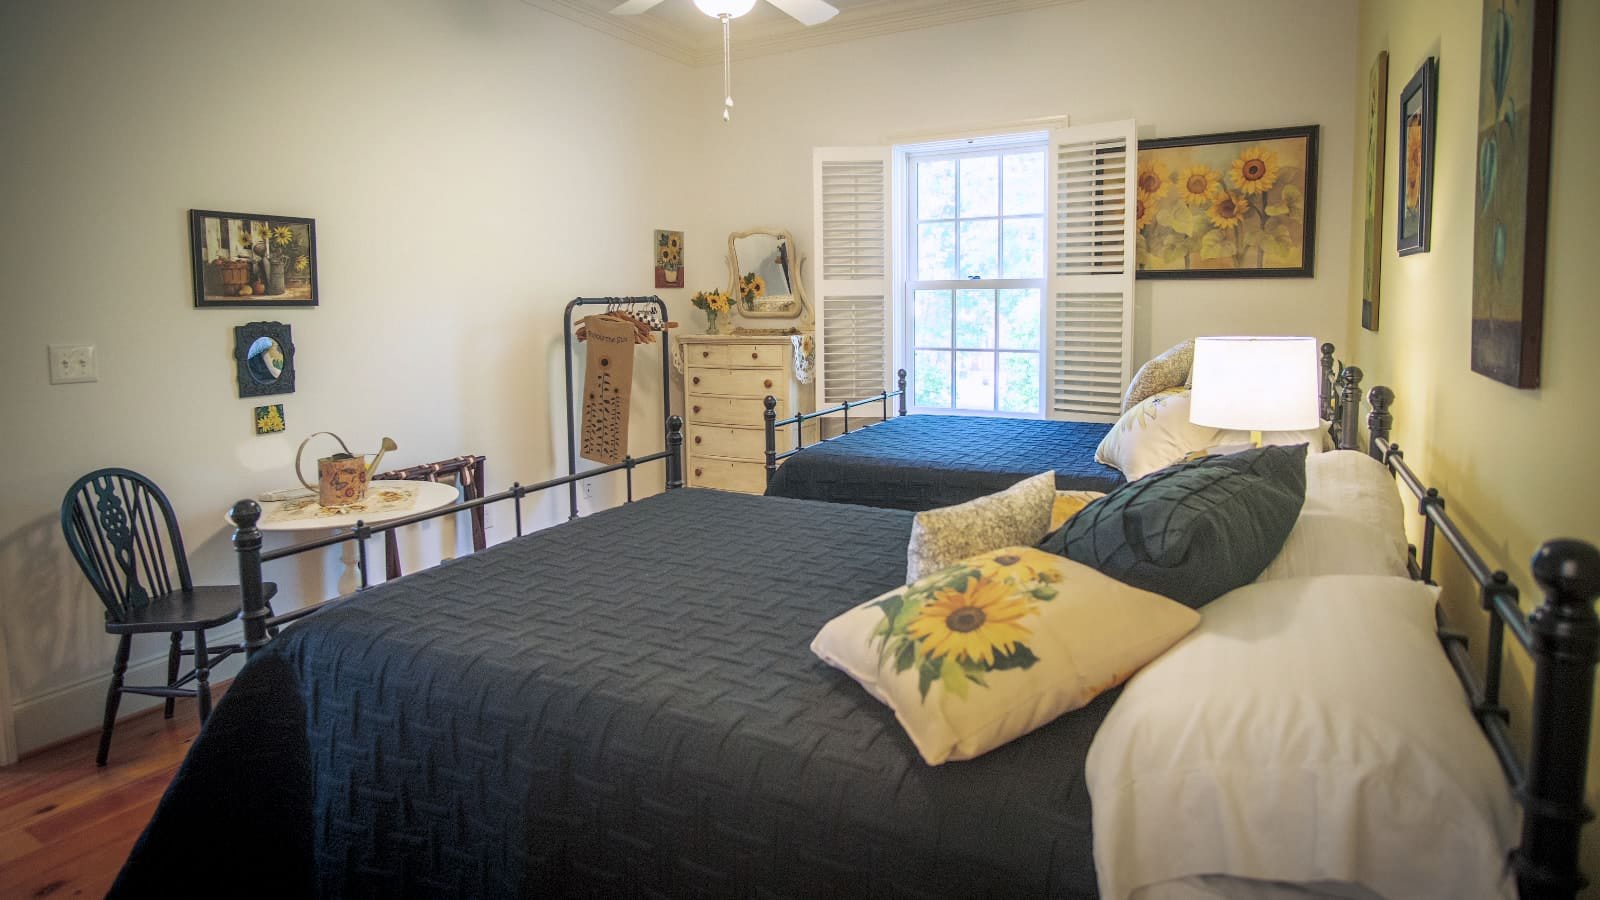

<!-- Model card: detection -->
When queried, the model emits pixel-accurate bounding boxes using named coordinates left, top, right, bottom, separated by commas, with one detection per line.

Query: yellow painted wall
left=1351, top=0, right=1600, bottom=886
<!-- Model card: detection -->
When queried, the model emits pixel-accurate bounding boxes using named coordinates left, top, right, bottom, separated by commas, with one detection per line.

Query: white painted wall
left=0, top=0, right=697, bottom=757
left=682, top=0, right=1360, bottom=363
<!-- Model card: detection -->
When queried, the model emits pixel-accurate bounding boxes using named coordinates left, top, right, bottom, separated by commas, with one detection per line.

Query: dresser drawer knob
left=694, top=436, right=702, bottom=444
left=763, top=379, right=774, bottom=389
left=702, top=351, right=710, bottom=358
left=694, top=467, right=703, bottom=477
left=692, top=405, right=701, bottom=414
left=692, top=376, right=701, bottom=385
left=751, top=352, right=760, bottom=359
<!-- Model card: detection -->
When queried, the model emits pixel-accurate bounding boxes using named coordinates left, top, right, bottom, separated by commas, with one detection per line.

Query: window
left=905, top=142, right=1047, bottom=415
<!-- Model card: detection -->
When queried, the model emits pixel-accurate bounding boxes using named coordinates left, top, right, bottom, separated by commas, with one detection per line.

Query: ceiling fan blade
left=764, top=0, right=839, bottom=27
left=609, top=0, right=667, bottom=15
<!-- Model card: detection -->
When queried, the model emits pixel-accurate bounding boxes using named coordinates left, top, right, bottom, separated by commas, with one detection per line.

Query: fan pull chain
left=721, top=13, right=733, bottom=123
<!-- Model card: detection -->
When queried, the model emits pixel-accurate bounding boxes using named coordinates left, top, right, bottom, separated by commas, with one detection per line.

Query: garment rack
left=563, top=296, right=673, bottom=520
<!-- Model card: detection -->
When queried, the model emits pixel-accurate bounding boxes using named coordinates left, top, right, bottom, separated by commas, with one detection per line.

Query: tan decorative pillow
left=1051, top=490, right=1105, bottom=532
left=1096, top=389, right=1224, bottom=480
left=812, top=546, right=1201, bottom=765
left=1122, top=339, right=1195, bottom=412
left=906, top=472, right=1055, bottom=583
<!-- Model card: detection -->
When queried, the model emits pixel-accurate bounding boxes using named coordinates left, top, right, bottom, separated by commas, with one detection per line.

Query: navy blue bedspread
left=113, top=489, right=1110, bottom=898
left=765, top=415, right=1125, bottom=511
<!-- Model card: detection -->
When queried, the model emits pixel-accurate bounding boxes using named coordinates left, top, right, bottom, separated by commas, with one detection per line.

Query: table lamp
left=1189, top=336, right=1320, bottom=446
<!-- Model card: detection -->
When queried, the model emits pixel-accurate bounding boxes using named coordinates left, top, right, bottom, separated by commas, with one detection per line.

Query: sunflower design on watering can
left=295, top=432, right=397, bottom=507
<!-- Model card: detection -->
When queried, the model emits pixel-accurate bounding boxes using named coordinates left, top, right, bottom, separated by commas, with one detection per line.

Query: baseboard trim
left=11, top=624, right=248, bottom=758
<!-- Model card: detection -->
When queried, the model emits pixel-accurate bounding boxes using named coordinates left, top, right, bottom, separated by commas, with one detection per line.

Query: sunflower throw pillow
left=814, top=546, right=1199, bottom=765
left=905, top=471, right=1055, bottom=583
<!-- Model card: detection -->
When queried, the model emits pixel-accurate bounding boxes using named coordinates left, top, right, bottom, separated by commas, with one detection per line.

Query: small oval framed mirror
left=728, top=228, right=807, bottom=320
left=234, top=321, right=296, bottom=398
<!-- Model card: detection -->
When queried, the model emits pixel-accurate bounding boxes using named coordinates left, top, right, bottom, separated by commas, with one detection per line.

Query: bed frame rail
left=763, top=369, right=907, bottom=484
left=228, top=416, right=685, bottom=659
left=1367, top=386, right=1600, bottom=899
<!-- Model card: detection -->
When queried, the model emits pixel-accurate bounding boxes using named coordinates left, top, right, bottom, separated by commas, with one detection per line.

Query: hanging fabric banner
left=579, top=315, right=637, bottom=465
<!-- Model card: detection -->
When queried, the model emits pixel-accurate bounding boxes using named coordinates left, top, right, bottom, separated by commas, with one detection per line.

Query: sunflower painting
left=869, top=550, right=1058, bottom=702
left=189, top=210, right=318, bottom=308
left=1396, top=58, right=1437, bottom=256
left=654, top=229, right=684, bottom=289
left=1136, top=126, right=1319, bottom=279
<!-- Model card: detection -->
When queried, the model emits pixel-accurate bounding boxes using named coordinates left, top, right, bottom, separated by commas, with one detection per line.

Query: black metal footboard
left=228, top=416, right=685, bottom=658
left=1366, top=386, right=1600, bottom=899
left=763, top=368, right=907, bottom=484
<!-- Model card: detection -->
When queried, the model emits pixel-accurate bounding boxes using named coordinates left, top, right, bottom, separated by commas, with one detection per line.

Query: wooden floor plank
left=0, top=685, right=224, bottom=898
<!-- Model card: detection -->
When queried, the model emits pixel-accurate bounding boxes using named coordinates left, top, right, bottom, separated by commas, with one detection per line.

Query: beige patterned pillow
left=813, top=546, right=1200, bottom=765
left=906, top=472, right=1055, bottom=583
left=1122, top=339, right=1195, bottom=412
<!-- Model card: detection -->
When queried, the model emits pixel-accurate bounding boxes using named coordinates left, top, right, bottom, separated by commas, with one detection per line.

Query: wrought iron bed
left=762, top=342, right=1367, bottom=490
left=179, top=383, right=1597, bottom=898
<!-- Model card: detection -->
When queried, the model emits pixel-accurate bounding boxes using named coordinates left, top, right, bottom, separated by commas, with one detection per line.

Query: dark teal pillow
left=1039, top=444, right=1308, bottom=608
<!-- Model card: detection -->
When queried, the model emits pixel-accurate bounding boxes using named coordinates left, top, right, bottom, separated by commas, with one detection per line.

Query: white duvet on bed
left=1085, top=574, right=1519, bottom=900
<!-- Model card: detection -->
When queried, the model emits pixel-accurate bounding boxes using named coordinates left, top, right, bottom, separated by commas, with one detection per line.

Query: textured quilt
left=113, top=489, right=1111, bottom=898
left=765, top=415, right=1126, bottom=511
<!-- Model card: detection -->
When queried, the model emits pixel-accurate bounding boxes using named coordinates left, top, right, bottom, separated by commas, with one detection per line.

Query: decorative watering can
left=294, top=432, right=398, bottom=507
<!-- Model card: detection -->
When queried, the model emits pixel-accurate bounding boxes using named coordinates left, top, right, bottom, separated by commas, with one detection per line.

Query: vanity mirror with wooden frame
left=727, top=228, right=807, bottom=320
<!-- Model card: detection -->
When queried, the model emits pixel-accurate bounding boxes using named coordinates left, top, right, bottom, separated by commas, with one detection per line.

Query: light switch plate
left=48, top=344, right=97, bottom=384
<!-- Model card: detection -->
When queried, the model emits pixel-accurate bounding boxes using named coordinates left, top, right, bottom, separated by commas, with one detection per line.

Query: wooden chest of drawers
left=678, top=334, right=814, bottom=494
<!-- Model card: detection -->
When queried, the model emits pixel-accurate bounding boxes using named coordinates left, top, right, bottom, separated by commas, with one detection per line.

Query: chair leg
left=193, top=629, right=212, bottom=724
left=97, top=635, right=132, bottom=767
left=164, top=631, right=182, bottom=719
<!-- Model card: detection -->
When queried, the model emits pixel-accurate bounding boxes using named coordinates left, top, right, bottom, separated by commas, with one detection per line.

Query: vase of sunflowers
left=691, top=288, right=732, bottom=335
left=737, top=272, right=767, bottom=310
left=268, top=224, right=312, bottom=291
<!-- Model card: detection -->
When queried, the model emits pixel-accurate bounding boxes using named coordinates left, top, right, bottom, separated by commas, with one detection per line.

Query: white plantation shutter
left=813, top=147, right=893, bottom=405
left=1047, top=120, right=1137, bottom=422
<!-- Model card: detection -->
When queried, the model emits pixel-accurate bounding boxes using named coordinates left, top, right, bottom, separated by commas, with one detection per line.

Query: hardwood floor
left=0, top=688, right=220, bottom=898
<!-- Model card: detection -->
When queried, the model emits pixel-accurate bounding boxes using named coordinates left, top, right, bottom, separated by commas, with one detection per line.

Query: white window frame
left=898, top=135, right=1050, bottom=419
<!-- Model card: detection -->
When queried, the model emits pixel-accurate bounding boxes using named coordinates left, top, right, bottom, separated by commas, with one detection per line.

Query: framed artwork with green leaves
left=1135, top=125, right=1319, bottom=279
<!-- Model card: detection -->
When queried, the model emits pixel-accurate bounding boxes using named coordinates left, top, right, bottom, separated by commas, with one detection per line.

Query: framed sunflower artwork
left=189, top=210, right=317, bottom=308
left=654, top=229, right=684, bottom=289
left=1135, top=125, right=1319, bottom=279
left=1396, top=58, right=1437, bottom=256
left=1362, top=51, right=1389, bottom=330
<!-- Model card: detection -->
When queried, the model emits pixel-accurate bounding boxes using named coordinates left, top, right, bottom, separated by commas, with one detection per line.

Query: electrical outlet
left=581, top=480, right=595, bottom=500
left=48, top=344, right=97, bottom=384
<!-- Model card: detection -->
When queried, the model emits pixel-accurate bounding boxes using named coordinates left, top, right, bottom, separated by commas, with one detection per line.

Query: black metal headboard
left=1366, top=385, right=1600, bottom=899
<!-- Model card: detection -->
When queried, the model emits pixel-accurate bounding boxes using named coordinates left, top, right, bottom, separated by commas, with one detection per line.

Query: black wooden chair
left=60, top=468, right=277, bottom=766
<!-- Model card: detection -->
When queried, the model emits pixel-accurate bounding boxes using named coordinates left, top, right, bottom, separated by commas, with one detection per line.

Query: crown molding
left=520, top=0, right=1086, bottom=68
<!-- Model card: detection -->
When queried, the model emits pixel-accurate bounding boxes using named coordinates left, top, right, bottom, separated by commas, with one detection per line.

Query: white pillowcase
left=1096, top=391, right=1223, bottom=481
left=1086, top=575, right=1518, bottom=900
left=1257, top=450, right=1410, bottom=582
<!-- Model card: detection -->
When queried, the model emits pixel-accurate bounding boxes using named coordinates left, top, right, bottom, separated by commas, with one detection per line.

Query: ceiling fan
left=610, top=0, right=841, bottom=122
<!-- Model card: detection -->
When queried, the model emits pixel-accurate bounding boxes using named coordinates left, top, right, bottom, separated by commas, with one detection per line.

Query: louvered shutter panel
left=812, top=147, right=892, bottom=406
left=1047, top=120, right=1136, bottom=422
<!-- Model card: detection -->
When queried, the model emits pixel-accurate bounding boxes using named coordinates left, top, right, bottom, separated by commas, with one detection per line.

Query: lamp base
left=1250, top=430, right=1263, bottom=448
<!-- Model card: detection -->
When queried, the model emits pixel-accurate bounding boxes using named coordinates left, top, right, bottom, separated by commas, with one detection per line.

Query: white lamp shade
left=1189, top=336, right=1321, bottom=432
left=695, top=0, right=757, bottom=16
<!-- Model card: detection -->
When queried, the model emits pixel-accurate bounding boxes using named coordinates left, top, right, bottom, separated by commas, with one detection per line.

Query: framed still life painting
left=1136, top=125, right=1319, bottom=279
left=1472, top=0, right=1557, bottom=389
left=190, top=210, right=317, bottom=308
left=1362, top=52, right=1388, bottom=330
left=1397, top=58, right=1437, bottom=256
left=654, top=229, right=684, bottom=289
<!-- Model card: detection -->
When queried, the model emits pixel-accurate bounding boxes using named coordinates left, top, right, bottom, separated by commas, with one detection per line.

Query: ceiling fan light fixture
left=693, top=0, right=757, bottom=17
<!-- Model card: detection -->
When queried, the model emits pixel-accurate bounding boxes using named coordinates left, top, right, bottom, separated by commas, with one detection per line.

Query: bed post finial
left=1367, top=385, right=1394, bottom=459
left=1336, top=366, right=1362, bottom=452
left=897, top=369, right=908, bottom=417
left=763, top=396, right=779, bottom=485
left=1521, top=539, right=1600, bottom=899
left=1319, top=343, right=1336, bottom=420
left=230, top=499, right=272, bottom=658
left=665, top=415, right=685, bottom=490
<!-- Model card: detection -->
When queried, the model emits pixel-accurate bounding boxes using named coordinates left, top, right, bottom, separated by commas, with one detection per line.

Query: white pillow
left=813, top=547, right=1199, bottom=765
left=1096, top=390, right=1223, bottom=481
left=905, top=471, right=1054, bottom=582
left=1257, top=450, right=1409, bottom=581
left=1086, top=575, right=1517, bottom=900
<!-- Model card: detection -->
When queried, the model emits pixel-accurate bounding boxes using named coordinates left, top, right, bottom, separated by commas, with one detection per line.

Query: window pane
left=1003, top=152, right=1046, bottom=215
left=958, top=219, right=999, bottom=279
left=958, top=155, right=999, bottom=217
left=955, top=351, right=996, bottom=411
left=954, top=290, right=995, bottom=349
left=1001, top=216, right=1044, bottom=278
left=999, top=352, right=1040, bottom=414
left=914, top=350, right=952, bottom=408
left=918, top=222, right=955, bottom=279
left=918, top=159, right=956, bottom=220
left=997, top=289, right=1041, bottom=349
left=914, top=290, right=952, bottom=347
